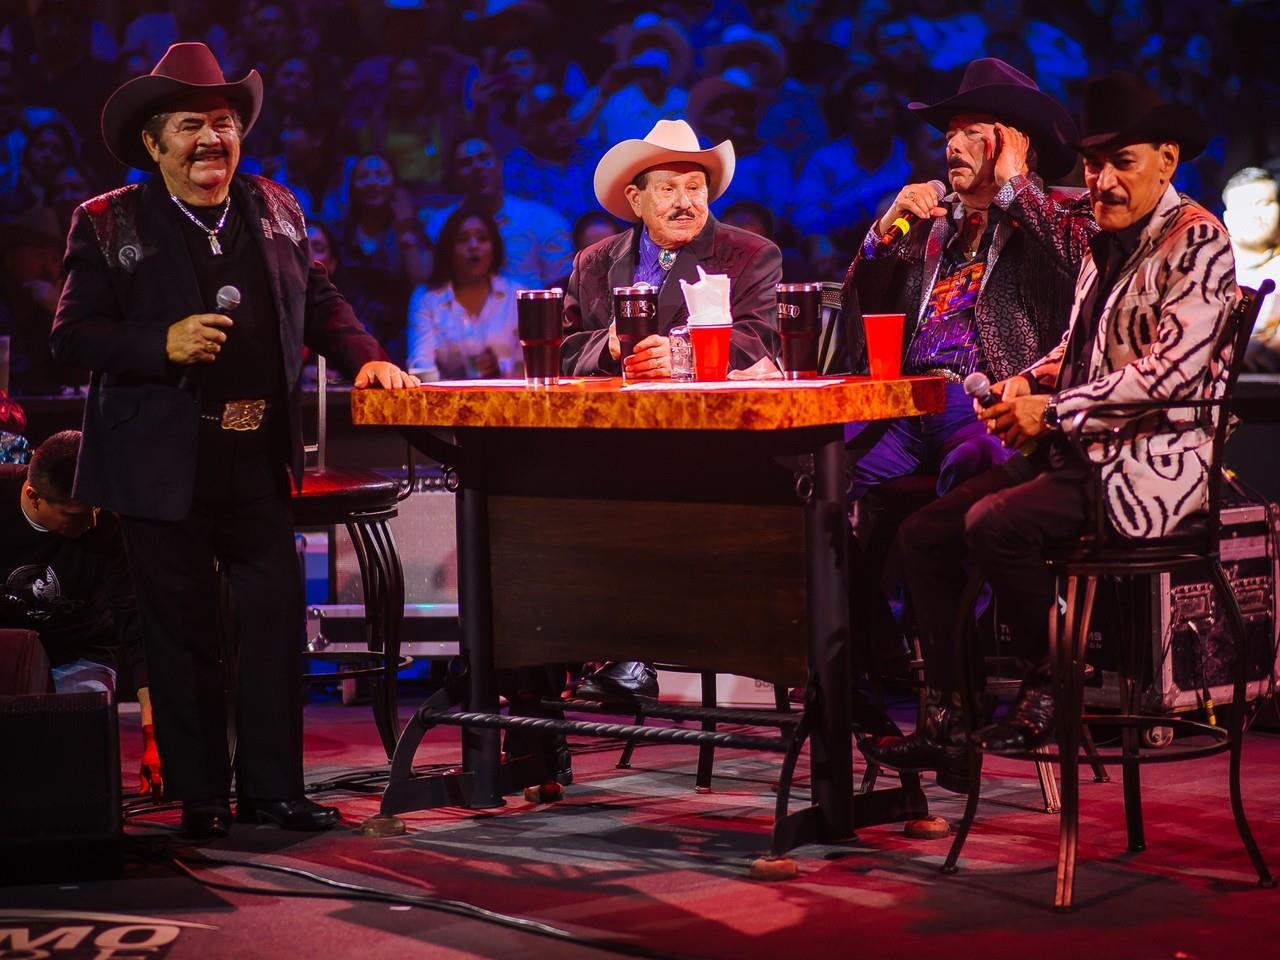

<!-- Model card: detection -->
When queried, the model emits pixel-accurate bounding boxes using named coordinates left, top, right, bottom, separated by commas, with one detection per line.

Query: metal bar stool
left=942, top=280, right=1276, bottom=910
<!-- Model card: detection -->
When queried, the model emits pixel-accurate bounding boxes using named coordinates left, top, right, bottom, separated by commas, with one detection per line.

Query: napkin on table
left=678, top=266, right=732, bottom=326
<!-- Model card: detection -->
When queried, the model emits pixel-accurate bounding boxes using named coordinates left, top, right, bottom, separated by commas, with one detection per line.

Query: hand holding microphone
left=878, top=180, right=948, bottom=246
left=965, top=371, right=1043, bottom=453
left=166, top=284, right=239, bottom=365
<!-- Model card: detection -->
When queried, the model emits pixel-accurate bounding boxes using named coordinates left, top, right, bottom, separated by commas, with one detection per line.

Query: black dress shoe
left=858, top=692, right=970, bottom=794
left=181, top=800, right=232, bottom=839
left=236, top=797, right=341, bottom=831
left=978, top=682, right=1057, bottom=752
left=860, top=732, right=970, bottom=794
left=575, top=661, right=658, bottom=701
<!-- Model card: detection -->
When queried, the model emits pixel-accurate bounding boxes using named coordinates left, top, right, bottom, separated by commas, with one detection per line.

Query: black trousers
left=122, top=419, right=303, bottom=802
left=897, top=451, right=1092, bottom=691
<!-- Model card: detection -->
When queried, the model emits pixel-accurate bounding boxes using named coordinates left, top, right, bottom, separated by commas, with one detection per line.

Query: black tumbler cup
left=613, top=283, right=660, bottom=379
left=516, top=288, right=564, bottom=386
left=775, top=282, right=822, bottom=379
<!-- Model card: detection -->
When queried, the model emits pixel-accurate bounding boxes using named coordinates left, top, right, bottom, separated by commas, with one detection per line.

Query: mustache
left=191, top=148, right=227, bottom=160
left=1094, top=191, right=1127, bottom=205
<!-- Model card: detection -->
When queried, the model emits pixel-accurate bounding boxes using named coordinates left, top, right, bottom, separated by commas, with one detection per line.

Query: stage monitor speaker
left=1082, top=503, right=1280, bottom=714
left=0, top=692, right=122, bottom=884
left=333, top=471, right=458, bottom=605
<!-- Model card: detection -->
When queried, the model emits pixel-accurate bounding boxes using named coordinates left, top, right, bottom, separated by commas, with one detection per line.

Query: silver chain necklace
left=170, top=194, right=231, bottom=255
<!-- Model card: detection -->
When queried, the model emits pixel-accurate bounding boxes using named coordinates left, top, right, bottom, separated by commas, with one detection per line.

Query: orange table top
left=350, top=375, right=945, bottom=432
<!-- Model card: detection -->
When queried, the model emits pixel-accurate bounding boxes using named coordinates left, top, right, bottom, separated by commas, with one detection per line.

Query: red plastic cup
left=690, top=323, right=732, bottom=381
left=862, top=312, right=905, bottom=379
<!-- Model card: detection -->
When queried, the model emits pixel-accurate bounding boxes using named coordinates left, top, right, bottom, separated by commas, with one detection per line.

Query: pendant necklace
left=658, top=247, right=677, bottom=271
left=170, top=194, right=231, bottom=255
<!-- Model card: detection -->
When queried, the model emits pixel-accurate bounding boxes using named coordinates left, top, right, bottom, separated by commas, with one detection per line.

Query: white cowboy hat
left=592, top=119, right=736, bottom=222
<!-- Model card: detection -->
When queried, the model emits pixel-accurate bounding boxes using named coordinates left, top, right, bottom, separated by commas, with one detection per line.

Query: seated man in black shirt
left=0, top=430, right=161, bottom=796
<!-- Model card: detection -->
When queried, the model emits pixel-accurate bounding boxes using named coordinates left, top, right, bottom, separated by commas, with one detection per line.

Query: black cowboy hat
left=100, top=42, right=263, bottom=171
left=908, top=57, right=1078, bottom=180
left=1075, top=72, right=1207, bottom=159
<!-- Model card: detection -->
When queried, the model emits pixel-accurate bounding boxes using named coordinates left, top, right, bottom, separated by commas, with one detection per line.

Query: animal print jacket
left=843, top=174, right=1097, bottom=381
left=1028, top=185, right=1238, bottom=539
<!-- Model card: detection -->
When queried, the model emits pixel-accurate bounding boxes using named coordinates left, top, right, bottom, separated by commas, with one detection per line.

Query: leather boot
left=978, top=673, right=1056, bottom=752
left=859, top=688, right=970, bottom=794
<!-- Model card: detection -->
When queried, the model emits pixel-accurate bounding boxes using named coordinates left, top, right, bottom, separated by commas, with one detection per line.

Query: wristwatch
left=1042, top=395, right=1061, bottom=431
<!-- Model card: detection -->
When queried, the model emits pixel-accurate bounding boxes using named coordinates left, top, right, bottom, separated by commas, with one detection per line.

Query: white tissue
left=679, top=266, right=732, bottom=326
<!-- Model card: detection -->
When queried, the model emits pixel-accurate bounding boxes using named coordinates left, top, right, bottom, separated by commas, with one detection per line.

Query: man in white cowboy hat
left=564, top=116, right=782, bottom=700
left=50, top=42, right=417, bottom=839
left=563, top=117, right=781, bottom=380
left=848, top=57, right=1097, bottom=794
left=890, top=72, right=1244, bottom=757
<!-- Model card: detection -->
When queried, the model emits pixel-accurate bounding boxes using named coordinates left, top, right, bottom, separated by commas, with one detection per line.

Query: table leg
left=805, top=436, right=854, bottom=841
left=457, top=468, right=504, bottom=809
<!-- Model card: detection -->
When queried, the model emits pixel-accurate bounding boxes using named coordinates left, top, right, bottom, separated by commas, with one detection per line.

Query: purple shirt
left=633, top=228, right=669, bottom=289
left=903, top=216, right=997, bottom=377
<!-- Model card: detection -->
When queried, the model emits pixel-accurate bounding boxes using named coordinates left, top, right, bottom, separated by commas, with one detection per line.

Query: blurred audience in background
left=1224, top=166, right=1280, bottom=371
left=337, top=152, right=431, bottom=365
left=423, top=135, right=571, bottom=289
left=1, top=0, right=1278, bottom=395
left=407, top=204, right=520, bottom=381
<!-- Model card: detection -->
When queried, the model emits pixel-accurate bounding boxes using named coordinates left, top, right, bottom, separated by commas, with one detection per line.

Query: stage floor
left=5, top=694, right=1280, bottom=959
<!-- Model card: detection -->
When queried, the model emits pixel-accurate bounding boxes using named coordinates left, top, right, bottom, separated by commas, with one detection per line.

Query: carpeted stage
left=6, top=696, right=1280, bottom=960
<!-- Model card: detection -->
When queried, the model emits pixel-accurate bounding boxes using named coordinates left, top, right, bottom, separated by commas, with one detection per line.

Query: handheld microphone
left=180, top=285, right=241, bottom=392
left=216, top=285, right=241, bottom=312
left=965, top=371, right=1038, bottom=456
left=879, top=180, right=947, bottom=246
left=963, top=371, right=999, bottom=408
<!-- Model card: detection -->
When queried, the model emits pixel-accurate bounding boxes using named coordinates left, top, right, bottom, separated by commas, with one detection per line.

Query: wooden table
left=352, top=375, right=945, bottom=851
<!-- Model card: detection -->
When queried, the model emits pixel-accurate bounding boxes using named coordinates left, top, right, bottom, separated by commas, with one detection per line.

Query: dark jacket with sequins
left=50, top=174, right=386, bottom=521
left=840, top=175, right=1097, bottom=380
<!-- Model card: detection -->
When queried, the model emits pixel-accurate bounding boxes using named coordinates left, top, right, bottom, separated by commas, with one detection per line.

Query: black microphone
left=879, top=180, right=947, bottom=246
left=963, top=371, right=999, bottom=408
left=965, top=371, right=1038, bottom=456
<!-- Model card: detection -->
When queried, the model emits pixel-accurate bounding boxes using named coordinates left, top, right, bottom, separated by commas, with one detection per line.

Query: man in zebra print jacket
left=864, top=73, right=1241, bottom=771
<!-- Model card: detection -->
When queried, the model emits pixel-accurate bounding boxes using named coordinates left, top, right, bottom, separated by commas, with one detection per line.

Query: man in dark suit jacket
left=49, top=43, right=417, bottom=838
left=562, top=118, right=781, bottom=379
left=562, top=118, right=782, bottom=700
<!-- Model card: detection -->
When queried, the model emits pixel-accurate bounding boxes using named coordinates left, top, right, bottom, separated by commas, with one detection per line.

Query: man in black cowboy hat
left=50, top=43, right=417, bottom=838
left=882, top=72, right=1238, bottom=760
left=846, top=58, right=1096, bottom=793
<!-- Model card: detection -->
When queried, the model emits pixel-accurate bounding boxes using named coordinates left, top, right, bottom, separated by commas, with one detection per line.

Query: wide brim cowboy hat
left=0, top=205, right=64, bottom=249
left=704, top=24, right=788, bottom=89
left=1074, top=72, right=1208, bottom=159
left=615, top=14, right=693, bottom=88
left=908, top=57, right=1079, bottom=180
left=593, top=118, right=735, bottom=222
left=686, top=70, right=766, bottom=133
left=101, top=42, right=263, bottom=172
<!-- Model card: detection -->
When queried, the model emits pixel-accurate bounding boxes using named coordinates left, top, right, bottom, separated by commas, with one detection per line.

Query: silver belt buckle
left=921, top=367, right=963, bottom=384
left=221, top=399, right=266, bottom=431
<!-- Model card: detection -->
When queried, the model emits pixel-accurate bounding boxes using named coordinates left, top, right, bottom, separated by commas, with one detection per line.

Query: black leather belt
left=200, top=399, right=270, bottom=431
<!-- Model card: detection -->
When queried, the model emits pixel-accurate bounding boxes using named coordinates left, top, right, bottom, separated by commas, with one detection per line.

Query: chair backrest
left=817, top=282, right=843, bottom=374
left=1204, top=279, right=1276, bottom=528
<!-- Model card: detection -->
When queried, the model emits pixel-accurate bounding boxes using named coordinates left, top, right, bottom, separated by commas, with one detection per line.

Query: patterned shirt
left=634, top=228, right=670, bottom=289
left=903, top=212, right=997, bottom=377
